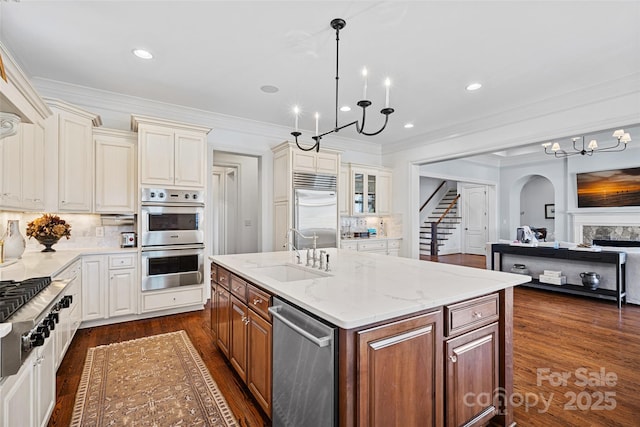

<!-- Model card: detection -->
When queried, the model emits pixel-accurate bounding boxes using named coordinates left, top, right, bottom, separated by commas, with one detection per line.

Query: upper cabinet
left=0, top=122, right=46, bottom=211
left=343, top=163, right=392, bottom=216
left=46, top=99, right=102, bottom=212
left=132, top=115, right=211, bottom=189
left=94, top=128, right=137, bottom=213
left=292, top=149, right=339, bottom=175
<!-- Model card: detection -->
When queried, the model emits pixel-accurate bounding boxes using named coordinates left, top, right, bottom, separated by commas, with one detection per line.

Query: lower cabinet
left=0, top=333, right=55, bottom=427
left=340, top=238, right=402, bottom=256
left=445, top=323, right=499, bottom=426
left=356, top=310, right=443, bottom=427
left=82, top=253, right=138, bottom=321
left=444, top=293, right=501, bottom=427
left=140, top=285, right=203, bottom=312
left=211, top=263, right=273, bottom=416
left=53, top=259, right=82, bottom=369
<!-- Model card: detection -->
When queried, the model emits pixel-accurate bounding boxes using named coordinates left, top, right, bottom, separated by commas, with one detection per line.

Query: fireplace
left=571, top=212, right=640, bottom=244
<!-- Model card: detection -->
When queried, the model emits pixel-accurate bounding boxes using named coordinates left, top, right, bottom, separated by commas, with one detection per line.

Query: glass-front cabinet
left=351, top=167, right=390, bottom=216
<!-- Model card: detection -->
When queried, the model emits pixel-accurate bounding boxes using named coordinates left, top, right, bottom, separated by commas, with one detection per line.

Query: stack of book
left=539, top=270, right=567, bottom=286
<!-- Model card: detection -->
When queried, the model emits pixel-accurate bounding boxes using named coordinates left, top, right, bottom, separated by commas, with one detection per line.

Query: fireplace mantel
left=571, top=211, right=640, bottom=243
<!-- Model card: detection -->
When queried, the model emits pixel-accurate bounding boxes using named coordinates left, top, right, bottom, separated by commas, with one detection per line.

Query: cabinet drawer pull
left=473, top=311, right=483, bottom=319
left=253, top=298, right=263, bottom=305
left=233, top=286, right=242, bottom=292
left=449, top=355, right=457, bottom=363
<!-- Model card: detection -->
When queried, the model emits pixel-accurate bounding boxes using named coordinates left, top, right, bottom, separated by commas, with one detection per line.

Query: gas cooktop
left=0, top=277, right=52, bottom=322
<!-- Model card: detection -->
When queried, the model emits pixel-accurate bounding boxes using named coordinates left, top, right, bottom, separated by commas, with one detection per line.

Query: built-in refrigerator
left=293, top=173, right=338, bottom=249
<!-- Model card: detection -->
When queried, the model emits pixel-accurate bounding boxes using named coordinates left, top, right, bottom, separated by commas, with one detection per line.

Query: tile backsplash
left=340, top=214, right=403, bottom=238
left=0, top=211, right=135, bottom=250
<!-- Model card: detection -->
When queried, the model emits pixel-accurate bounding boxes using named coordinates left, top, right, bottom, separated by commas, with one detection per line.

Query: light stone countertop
left=211, top=248, right=530, bottom=329
left=0, top=247, right=138, bottom=282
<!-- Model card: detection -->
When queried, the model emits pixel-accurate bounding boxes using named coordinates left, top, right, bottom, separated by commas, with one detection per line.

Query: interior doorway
left=461, top=184, right=489, bottom=255
left=212, top=151, right=260, bottom=255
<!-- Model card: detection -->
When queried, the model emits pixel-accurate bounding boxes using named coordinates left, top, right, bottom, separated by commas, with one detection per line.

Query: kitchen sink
left=253, top=264, right=331, bottom=282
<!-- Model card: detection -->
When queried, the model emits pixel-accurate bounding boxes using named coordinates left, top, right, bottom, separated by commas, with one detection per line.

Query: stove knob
left=60, top=296, right=70, bottom=308
left=192, top=194, right=198, bottom=200
left=159, top=192, right=165, bottom=198
left=44, top=317, right=55, bottom=330
left=184, top=194, right=190, bottom=199
left=49, top=312, right=59, bottom=323
left=31, top=332, right=45, bottom=347
left=150, top=191, right=156, bottom=198
left=37, top=325, right=50, bottom=338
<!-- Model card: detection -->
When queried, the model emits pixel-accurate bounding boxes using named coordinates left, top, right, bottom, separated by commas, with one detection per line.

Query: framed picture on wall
left=545, top=204, right=555, bottom=219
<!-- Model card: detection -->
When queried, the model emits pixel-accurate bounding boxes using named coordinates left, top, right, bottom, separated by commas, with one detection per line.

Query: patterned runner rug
left=71, top=330, right=238, bottom=426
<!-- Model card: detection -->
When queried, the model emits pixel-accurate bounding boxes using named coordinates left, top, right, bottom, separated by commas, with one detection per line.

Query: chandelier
left=542, top=129, right=631, bottom=158
left=291, top=18, right=395, bottom=152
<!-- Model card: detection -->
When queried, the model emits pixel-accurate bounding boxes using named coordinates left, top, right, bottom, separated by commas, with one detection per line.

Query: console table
left=491, top=244, right=626, bottom=308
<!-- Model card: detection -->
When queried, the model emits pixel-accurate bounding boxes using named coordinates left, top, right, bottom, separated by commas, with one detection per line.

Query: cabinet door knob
left=449, top=355, right=457, bottom=363
left=472, top=311, right=483, bottom=319
left=253, top=298, right=263, bottom=305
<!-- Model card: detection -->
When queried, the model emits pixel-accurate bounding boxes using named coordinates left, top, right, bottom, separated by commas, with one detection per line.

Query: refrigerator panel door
left=294, top=189, right=337, bottom=249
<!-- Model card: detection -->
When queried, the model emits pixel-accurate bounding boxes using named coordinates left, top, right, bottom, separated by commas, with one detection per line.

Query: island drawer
left=248, top=285, right=271, bottom=320
left=218, top=268, right=231, bottom=290
left=230, top=275, right=248, bottom=302
left=211, top=263, right=218, bottom=283
left=445, top=293, right=499, bottom=337
left=388, top=239, right=401, bottom=249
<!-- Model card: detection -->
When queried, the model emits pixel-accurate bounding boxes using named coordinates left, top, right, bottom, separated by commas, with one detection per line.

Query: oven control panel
left=141, top=188, right=203, bottom=204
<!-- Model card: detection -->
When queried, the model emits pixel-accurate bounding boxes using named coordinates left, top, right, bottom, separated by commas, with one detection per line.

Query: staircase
left=419, top=189, right=462, bottom=256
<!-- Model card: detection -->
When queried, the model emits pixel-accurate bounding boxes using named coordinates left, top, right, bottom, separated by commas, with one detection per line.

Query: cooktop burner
left=0, top=277, right=52, bottom=322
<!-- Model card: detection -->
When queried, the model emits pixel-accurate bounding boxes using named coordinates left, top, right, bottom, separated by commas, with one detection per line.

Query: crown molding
left=383, top=73, right=640, bottom=156
left=0, top=41, right=52, bottom=123
left=43, top=97, right=102, bottom=126
left=32, top=77, right=382, bottom=157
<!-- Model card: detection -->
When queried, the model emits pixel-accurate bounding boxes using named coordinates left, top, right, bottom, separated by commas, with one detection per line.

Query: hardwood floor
left=48, top=306, right=271, bottom=427
left=49, top=254, right=640, bottom=426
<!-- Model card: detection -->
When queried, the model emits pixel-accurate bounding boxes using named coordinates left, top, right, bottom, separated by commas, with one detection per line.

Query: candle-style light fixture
left=291, top=18, right=395, bottom=152
left=541, top=129, right=632, bottom=158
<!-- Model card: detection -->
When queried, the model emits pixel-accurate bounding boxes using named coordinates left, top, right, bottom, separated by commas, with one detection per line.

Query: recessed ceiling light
left=404, top=123, right=414, bottom=129
left=466, top=82, right=482, bottom=91
left=132, top=49, right=153, bottom=59
left=340, top=105, right=351, bottom=112
left=260, top=85, right=279, bottom=94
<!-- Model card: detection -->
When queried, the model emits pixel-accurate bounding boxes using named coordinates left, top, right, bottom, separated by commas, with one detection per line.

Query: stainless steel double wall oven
left=140, top=188, right=205, bottom=291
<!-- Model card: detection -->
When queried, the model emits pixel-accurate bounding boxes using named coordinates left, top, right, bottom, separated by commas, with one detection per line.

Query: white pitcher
left=2, top=220, right=26, bottom=260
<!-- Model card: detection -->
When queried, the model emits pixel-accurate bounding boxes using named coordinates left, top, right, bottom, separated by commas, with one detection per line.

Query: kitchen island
left=211, top=248, right=530, bottom=427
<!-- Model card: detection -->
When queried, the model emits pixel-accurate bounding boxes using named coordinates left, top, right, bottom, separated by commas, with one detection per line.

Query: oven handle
left=141, top=244, right=205, bottom=252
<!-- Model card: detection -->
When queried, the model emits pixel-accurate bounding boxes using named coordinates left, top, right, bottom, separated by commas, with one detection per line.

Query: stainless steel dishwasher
left=269, top=296, right=338, bottom=427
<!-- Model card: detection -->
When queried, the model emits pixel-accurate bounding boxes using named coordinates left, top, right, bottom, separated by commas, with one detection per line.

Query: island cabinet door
left=247, top=309, right=272, bottom=416
left=210, top=283, right=217, bottom=342
left=230, top=296, right=248, bottom=382
left=216, top=287, right=231, bottom=358
left=357, top=310, right=443, bottom=427
left=445, top=323, right=499, bottom=427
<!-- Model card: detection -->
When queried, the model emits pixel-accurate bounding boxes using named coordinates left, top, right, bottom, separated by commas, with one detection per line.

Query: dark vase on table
left=36, top=236, right=60, bottom=252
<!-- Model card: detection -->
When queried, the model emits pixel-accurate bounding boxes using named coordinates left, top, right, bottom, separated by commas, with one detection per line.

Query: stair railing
left=430, top=194, right=461, bottom=256
left=419, top=180, right=446, bottom=213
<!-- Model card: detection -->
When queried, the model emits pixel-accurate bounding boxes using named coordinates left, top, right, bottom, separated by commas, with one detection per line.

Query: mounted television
left=576, top=167, right=640, bottom=208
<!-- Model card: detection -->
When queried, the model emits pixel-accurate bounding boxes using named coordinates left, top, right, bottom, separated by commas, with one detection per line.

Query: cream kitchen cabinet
left=0, top=332, right=56, bottom=427
left=340, top=238, right=402, bottom=256
left=271, top=141, right=341, bottom=251
left=46, top=99, right=102, bottom=212
left=132, top=115, right=211, bottom=188
left=94, top=128, right=137, bottom=213
left=292, top=149, right=339, bottom=175
left=0, top=122, right=45, bottom=210
left=141, top=285, right=204, bottom=313
left=339, top=165, right=350, bottom=215
left=52, top=259, right=82, bottom=369
left=81, top=253, right=138, bottom=322
left=348, top=163, right=392, bottom=216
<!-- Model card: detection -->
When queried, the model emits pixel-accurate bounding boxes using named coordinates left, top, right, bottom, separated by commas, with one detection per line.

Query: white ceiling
left=1, top=1, right=639, bottom=151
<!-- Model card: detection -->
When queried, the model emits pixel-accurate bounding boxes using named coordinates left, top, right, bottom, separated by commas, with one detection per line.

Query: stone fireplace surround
left=571, top=212, right=640, bottom=244
left=570, top=211, right=640, bottom=305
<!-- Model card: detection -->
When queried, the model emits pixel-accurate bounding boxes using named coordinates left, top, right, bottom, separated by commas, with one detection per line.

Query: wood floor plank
left=48, top=254, right=640, bottom=426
